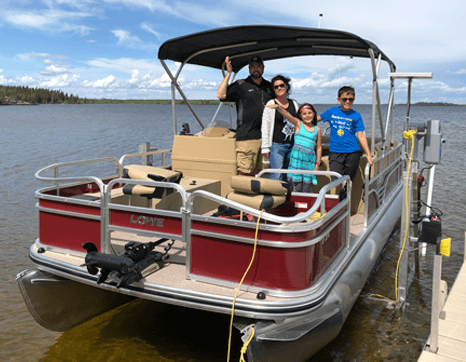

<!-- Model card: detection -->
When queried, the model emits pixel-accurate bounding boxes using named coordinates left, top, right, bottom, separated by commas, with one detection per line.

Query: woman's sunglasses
left=273, top=83, right=286, bottom=89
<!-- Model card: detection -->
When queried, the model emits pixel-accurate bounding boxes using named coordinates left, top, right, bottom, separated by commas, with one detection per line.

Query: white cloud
left=3, top=11, right=52, bottom=28
left=124, top=70, right=173, bottom=89
left=41, top=74, right=80, bottom=87
left=103, top=0, right=174, bottom=13
left=129, top=69, right=140, bottom=84
left=87, top=57, right=162, bottom=75
left=84, top=75, right=117, bottom=88
left=20, top=76, right=36, bottom=84
left=111, top=29, right=158, bottom=50
left=45, top=0, right=96, bottom=11
left=112, top=29, right=140, bottom=45
left=2, top=8, right=95, bottom=34
left=18, top=52, right=69, bottom=61
left=41, top=64, right=72, bottom=75
left=454, top=69, right=466, bottom=75
left=140, top=22, right=161, bottom=38
left=102, top=0, right=235, bottom=26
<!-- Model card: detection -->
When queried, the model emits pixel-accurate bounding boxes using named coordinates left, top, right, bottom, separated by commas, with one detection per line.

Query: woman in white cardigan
left=261, top=75, right=299, bottom=180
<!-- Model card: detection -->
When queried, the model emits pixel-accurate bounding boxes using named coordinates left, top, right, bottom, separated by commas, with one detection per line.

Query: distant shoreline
left=2, top=100, right=465, bottom=106
left=410, top=102, right=462, bottom=106
left=0, top=98, right=223, bottom=106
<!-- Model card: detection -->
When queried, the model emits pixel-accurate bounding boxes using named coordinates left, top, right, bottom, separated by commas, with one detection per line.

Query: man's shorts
left=236, top=139, right=263, bottom=174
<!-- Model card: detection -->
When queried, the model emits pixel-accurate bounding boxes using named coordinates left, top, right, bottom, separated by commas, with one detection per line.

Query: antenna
left=318, top=14, right=323, bottom=28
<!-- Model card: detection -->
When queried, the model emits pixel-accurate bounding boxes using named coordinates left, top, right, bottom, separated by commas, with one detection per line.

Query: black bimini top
left=158, top=25, right=395, bottom=73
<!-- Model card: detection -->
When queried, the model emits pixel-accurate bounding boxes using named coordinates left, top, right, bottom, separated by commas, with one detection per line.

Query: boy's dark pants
left=329, top=151, right=362, bottom=200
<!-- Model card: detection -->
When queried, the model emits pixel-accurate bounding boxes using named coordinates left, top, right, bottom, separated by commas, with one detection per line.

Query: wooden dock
left=418, top=234, right=466, bottom=362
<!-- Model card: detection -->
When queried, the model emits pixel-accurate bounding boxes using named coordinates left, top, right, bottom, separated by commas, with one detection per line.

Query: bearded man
left=217, top=56, right=274, bottom=175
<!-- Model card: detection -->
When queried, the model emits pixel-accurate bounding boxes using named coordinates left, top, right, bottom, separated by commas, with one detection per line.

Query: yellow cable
left=394, top=130, right=417, bottom=301
left=226, top=210, right=264, bottom=362
left=369, top=130, right=417, bottom=305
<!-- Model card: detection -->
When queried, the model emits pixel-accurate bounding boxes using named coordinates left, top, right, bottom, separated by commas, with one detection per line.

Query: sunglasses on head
left=273, top=83, right=286, bottom=89
left=341, top=97, right=355, bottom=102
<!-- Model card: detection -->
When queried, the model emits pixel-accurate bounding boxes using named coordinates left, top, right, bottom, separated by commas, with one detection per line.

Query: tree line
left=0, top=85, right=221, bottom=105
left=0, top=85, right=83, bottom=104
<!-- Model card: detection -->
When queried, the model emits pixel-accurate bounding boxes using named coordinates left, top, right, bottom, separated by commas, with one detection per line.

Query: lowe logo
left=130, top=215, right=164, bottom=228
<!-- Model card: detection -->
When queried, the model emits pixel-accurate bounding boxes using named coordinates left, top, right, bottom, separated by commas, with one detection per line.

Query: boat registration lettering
left=130, top=214, right=164, bottom=228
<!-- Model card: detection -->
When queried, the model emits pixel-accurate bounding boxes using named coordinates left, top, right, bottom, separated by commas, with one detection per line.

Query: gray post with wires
left=387, top=72, right=446, bottom=309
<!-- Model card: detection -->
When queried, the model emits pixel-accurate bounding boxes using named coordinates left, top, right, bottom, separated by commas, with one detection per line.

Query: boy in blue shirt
left=319, top=86, right=373, bottom=182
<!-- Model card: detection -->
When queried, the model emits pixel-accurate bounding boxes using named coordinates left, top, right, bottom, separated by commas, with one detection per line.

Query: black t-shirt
left=222, top=76, right=274, bottom=141
left=272, top=99, right=296, bottom=144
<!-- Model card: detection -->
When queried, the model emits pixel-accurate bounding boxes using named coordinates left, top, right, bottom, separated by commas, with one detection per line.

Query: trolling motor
left=82, top=238, right=173, bottom=288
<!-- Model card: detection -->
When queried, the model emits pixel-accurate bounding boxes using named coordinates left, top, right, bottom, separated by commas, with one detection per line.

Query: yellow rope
left=239, top=327, right=255, bottom=362
left=226, top=210, right=264, bottom=362
left=311, top=211, right=326, bottom=220
left=369, top=130, right=417, bottom=305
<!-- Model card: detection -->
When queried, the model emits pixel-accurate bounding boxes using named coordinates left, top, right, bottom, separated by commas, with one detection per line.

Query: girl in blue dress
left=266, top=103, right=322, bottom=192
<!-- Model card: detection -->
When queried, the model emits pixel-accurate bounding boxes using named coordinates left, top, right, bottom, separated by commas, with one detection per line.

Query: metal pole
left=405, top=78, right=413, bottom=130
left=412, top=134, right=422, bottom=277
left=421, top=165, right=436, bottom=256
left=397, top=136, right=414, bottom=307
left=427, top=253, right=442, bottom=353
left=369, top=49, right=377, bottom=156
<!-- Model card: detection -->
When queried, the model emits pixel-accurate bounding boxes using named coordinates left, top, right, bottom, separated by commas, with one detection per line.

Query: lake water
left=1, top=103, right=465, bottom=362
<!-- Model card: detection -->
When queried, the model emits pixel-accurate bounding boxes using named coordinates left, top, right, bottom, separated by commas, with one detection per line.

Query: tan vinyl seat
left=122, top=165, right=182, bottom=199
left=226, top=175, right=292, bottom=210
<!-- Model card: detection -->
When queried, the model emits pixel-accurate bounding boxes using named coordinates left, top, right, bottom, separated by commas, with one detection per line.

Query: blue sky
left=1, top=0, right=465, bottom=104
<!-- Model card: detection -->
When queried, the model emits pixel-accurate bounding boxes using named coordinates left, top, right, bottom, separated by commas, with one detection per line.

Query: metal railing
left=119, top=148, right=172, bottom=174
left=188, top=173, right=350, bottom=225
left=364, top=143, right=403, bottom=227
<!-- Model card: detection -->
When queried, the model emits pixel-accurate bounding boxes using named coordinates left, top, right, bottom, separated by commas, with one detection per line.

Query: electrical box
left=424, top=120, right=442, bottom=164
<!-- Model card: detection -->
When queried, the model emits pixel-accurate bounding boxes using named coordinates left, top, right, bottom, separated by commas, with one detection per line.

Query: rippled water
left=1, top=103, right=464, bottom=362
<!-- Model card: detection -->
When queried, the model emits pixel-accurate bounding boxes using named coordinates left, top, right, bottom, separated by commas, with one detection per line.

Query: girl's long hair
left=298, top=103, right=318, bottom=126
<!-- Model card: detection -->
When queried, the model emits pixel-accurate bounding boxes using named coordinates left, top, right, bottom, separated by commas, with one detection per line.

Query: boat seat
left=122, top=165, right=182, bottom=199
left=226, top=176, right=291, bottom=210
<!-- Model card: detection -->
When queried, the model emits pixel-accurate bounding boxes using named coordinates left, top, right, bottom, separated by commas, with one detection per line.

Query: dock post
left=398, top=131, right=421, bottom=307
left=427, top=253, right=442, bottom=353
left=426, top=236, right=450, bottom=353
left=139, top=142, right=155, bottom=166
left=397, top=163, right=411, bottom=306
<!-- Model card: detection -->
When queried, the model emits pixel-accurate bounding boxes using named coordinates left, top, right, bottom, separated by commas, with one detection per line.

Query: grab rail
left=102, top=178, right=189, bottom=253
left=257, top=169, right=342, bottom=181
left=119, top=148, right=172, bottom=174
left=364, top=143, right=403, bottom=227
left=188, top=175, right=350, bottom=225
left=35, top=157, right=122, bottom=196
left=35, top=157, right=122, bottom=251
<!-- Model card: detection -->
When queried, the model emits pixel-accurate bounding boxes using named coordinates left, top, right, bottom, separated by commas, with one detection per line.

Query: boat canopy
left=157, top=25, right=395, bottom=72
left=158, top=25, right=397, bottom=151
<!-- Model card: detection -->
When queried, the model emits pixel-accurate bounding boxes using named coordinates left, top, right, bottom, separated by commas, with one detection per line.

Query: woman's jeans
left=270, top=142, right=293, bottom=180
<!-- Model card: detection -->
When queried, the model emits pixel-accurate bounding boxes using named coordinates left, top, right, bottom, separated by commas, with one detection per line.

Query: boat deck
left=33, top=212, right=365, bottom=305
left=417, top=235, right=466, bottom=362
